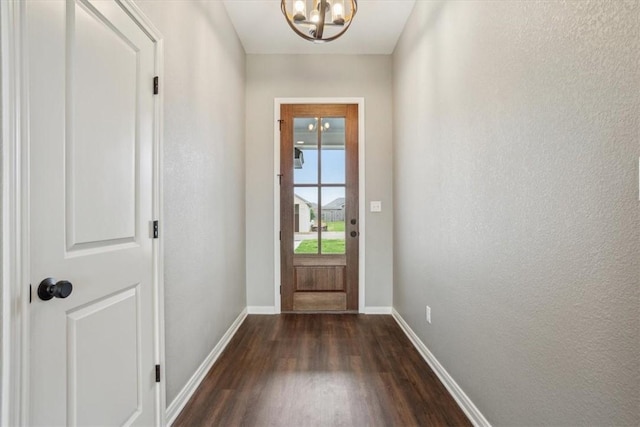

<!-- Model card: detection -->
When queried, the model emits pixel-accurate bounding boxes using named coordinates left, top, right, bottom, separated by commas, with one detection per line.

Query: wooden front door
left=280, top=104, right=359, bottom=311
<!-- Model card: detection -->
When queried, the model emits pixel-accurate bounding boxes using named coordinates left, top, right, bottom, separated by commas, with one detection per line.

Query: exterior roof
left=323, top=197, right=346, bottom=210
left=294, top=193, right=312, bottom=206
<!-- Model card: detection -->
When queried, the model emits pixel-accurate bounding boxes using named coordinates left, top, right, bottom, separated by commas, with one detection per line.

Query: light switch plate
left=370, top=201, right=382, bottom=212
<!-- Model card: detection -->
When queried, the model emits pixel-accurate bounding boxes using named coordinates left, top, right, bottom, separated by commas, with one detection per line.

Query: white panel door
left=27, top=0, right=158, bottom=425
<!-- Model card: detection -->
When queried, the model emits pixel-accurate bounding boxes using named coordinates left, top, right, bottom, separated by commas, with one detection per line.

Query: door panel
left=68, top=0, right=139, bottom=248
left=27, top=0, right=157, bottom=425
left=295, top=266, right=345, bottom=291
left=281, top=104, right=359, bottom=312
left=293, top=292, right=347, bottom=311
left=68, top=287, right=140, bottom=426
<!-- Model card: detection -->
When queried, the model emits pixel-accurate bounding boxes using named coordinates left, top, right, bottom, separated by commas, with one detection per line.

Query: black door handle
left=350, top=231, right=359, bottom=238
left=38, top=278, right=73, bottom=301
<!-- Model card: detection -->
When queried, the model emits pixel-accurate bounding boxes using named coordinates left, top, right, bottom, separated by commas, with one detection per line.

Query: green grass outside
left=295, top=239, right=345, bottom=254
left=327, top=221, right=345, bottom=231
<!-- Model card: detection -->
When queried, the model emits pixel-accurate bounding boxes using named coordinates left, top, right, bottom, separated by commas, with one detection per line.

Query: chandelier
left=281, top=0, right=358, bottom=43
left=308, top=118, right=330, bottom=132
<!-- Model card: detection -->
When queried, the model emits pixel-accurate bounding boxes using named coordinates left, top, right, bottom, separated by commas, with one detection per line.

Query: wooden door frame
left=273, top=98, right=365, bottom=314
left=0, top=1, right=167, bottom=424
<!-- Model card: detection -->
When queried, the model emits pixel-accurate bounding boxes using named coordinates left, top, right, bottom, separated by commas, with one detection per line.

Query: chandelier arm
left=315, top=0, right=327, bottom=39
left=311, top=15, right=355, bottom=43
left=281, top=0, right=292, bottom=20
left=344, top=0, right=358, bottom=21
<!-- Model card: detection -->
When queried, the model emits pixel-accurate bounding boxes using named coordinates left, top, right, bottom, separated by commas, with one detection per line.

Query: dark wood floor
left=174, top=314, right=471, bottom=427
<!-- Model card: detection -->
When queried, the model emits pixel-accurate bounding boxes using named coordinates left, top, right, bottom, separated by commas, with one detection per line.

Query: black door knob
left=350, top=231, right=359, bottom=238
left=38, top=278, right=73, bottom=301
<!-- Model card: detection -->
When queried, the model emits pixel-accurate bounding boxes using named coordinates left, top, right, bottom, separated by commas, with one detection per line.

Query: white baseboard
left=363, top=306, right=393, bottom=314
left=391, top=309, right=491, bottom=427
left=165, top=308, right=248, bottom=426
left=247, top=306, right=277, bottom=314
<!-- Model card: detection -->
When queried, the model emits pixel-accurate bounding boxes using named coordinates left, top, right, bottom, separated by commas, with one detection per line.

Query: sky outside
left=294, top=148, right=345, bottom=207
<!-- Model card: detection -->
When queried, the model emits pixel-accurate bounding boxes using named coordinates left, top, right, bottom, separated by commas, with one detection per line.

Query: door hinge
left=29, top=284, right=32, bottom=303
left=279, top=230, right=281, bottom=241
left=153, top=76, right=159, bottom=95
left=277, top=119, right=284, bottom=131
left=277, top=174, right=282, bottom=185
left=155, top=364, right=161, bottom=383
left=153, top=220, right=159, bottom=239
left=280, top=285, right=282, bottom=295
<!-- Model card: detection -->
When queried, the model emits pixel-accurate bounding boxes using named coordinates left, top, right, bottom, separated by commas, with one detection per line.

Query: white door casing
left=27, top=0, right=162, bottom=425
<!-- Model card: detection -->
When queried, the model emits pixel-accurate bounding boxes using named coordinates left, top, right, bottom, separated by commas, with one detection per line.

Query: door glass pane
left=321, top=187, right=346, bottom=254
left=294, top=187, right=319, bottom=254
left=293, top=118, right=319, bottom=184
left=320, top=118, right=346, bottom=184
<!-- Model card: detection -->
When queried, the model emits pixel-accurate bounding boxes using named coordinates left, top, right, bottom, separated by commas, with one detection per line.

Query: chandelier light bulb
left=310, top=9, right=320, bottom=23
left=332, top=0, right=345, bottom=24
left=293, top=0, right=306, bottom=21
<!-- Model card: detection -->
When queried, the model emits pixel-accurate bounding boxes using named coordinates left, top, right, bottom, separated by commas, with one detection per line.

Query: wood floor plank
left=173, top=314, right=471, bottom=427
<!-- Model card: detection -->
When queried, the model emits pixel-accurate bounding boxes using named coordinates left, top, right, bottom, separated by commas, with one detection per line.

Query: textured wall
left=135, top=0, right=246, bottom=407
left=393, top=1, right=639, bottom=425
left=246, top=54, right=393, bottom=309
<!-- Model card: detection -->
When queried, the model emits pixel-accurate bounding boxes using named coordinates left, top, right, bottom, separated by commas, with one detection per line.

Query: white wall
left=246, top=54, right=393, bottom=310
left=393, top=1, right=639, bottom=425
left=135, top=0, right=246, bottom=407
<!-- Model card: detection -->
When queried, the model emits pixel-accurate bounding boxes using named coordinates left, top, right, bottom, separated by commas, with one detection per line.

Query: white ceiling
left=222, top=0, right=416, bottom=54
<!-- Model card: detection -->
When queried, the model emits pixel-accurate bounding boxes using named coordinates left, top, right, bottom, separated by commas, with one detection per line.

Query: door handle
left=38, top=278, right=73, bottom=301
left=350, top=231, right=359, bottom=238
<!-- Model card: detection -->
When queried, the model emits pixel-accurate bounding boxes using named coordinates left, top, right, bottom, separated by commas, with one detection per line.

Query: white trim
left=247, top=306, right=277, bottom=315
left=273, top=97, right=366, bottom=313
left=391, top=309, right=491, bottom=427
left=165, top=308, right=248, bottom=426
left=363, top=306, right=392, bottom=315
left=273, top=107, right=281, bottom=313
left=1, top=1, right=29, bottom=424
